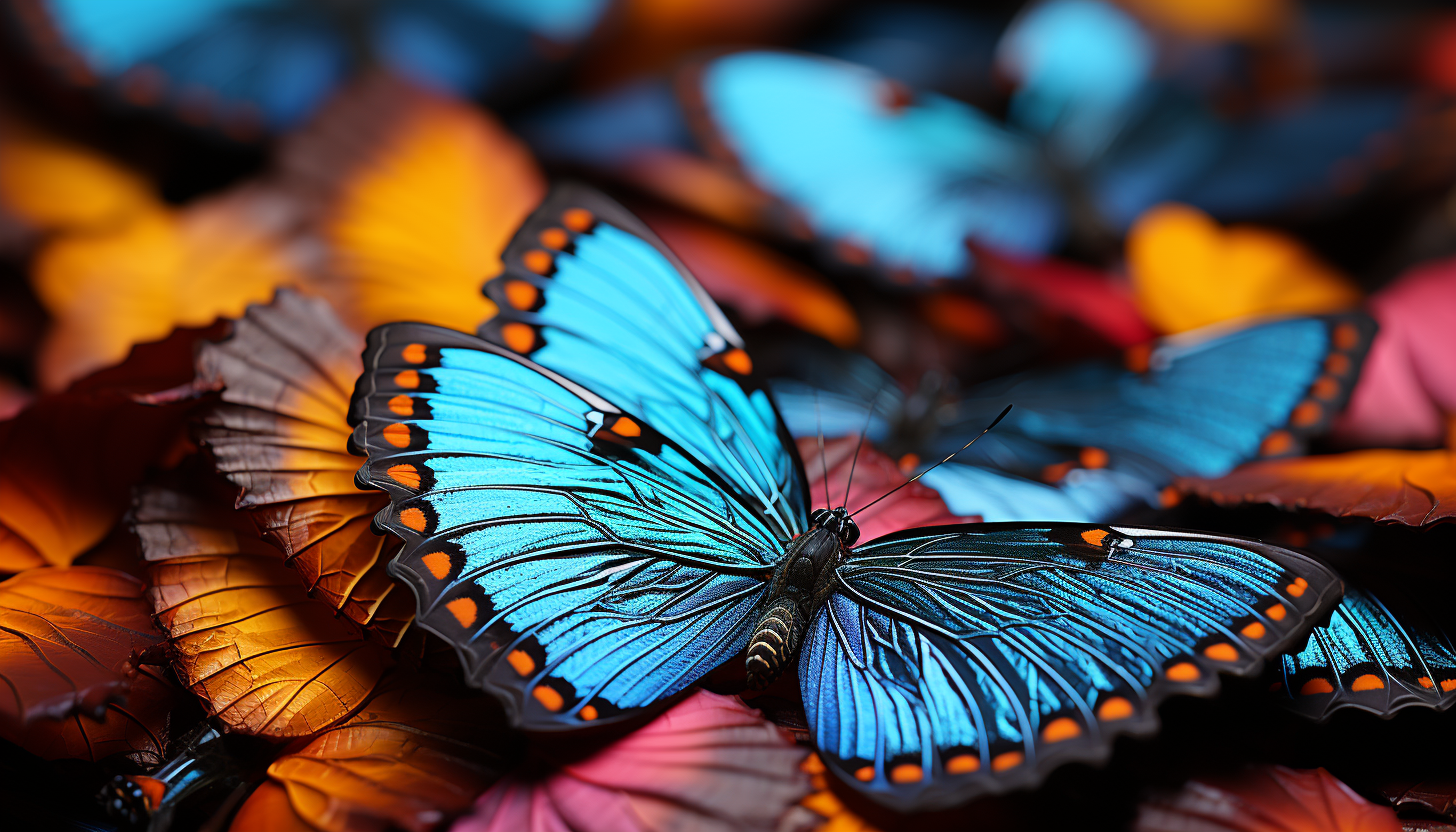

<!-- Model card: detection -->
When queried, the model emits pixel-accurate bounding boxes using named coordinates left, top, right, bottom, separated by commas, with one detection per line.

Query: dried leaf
left=229, top=782, right=317, bottom=832
left=641, top=208, right=860, bottom=347
left=135, top=486, right=390, bottom=738
left=280, top=72, right=545, bottom=335
left=196, top=291, right=414, bottom=645
left=235, top=675, right=514, bottom=832
left=1179, top=447, right=1456, bottom=526
left=1135, top=766, right=1403, bottom=832
left=1381, top=779, right=1456, bottom=821
left=1128, top=203, right=1362, bottom=336
left=797, top=436, right=979, bottom=542
left=458, top=691, right=811, bottom=832
left=15, top=666, right=177, bottom=766
left=0, top=566, right=164, bottom=731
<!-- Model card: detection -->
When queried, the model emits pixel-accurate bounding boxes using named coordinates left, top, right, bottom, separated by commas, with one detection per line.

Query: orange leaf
left=238, top=675, right=514, bottom=832
left=0, top=566, right=164, bottom=731
left=1135, top=765, right=1402, bottom=832
left=196, top=291, right=414, bottom=646
left=1179, top=447, right=1456, bottom=526
left=1127, top=203, right=1361, bottom=335
left=0, top=388, right=192, bottom=569
left=135, top=486, right=391, bottom=738
left=641, top=208, right=860, bottom=347
left=1114, top=0, right=1292, bottom=41
left=279, top=73, right=545, bottom=336
left=15, top=666, right=177, bottom=766
left=229, top=782, right=317, bottom=832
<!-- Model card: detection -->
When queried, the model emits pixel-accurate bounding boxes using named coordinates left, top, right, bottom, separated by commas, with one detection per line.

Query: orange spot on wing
left=421, top=551, right=451, bottom=580
left=1079, top=447, right=1109, bottom=469
left=1300, top=678, right=1334, bottom=695
left=1324, top=353, right=1351, bottom=375
left=1287, top=576, right=1308, bottom=597
left=1266, top=603, right=1287, bottom=621
left=383, top=423, right=412, bottom=447
left=1419, top=676, right=1435, bottom=689
left=1159, top=486, right=1182, bottom=508
left=402, top=343, right=427, bottom=364
left=1333, top=322, right=1360, bottom=350
left=1081, top=529, right=1109, bottom=547
left=445, top=597, right=477, bottom=628
left=1290, top=401, right=1322, bottom=427
left=505, top=280, right=540, bottom=309
left=399, top=507, right=427, bottom=532
left=501, top=322, right=535, bottom=353
left=388, top=394, right=414, bottom=416
left=1042, top=717, right=1082, bottom=743
left=387, top=463, right=420, bottom=489
left=854, top=766, right=875, bottom=782
left=1124, top=343, right=1153, bottom=373
left=1442, top=679, right=1456, bottom=692
left=1042, top=461, right=1076, bottom=483
left=721, top=348, right=753, bottom=375
left=563, top=208, right=595, bottom=232
left=394, top=369, right=420, bottom=388
left=1166, top=662, right=1201, bottom=682
left=1260, top=431, right=1293, bottom=456
left=522, top=249, right=554, bottom=274
left=539, top=227, right=569, bottom=249
left=889, top=763, right=923, bottom=783
left=507, top=650, right=535, bottom=676
left=1311, top=375, right=1341, bottom=400
left=579, top=704, right=598, bottom=721
left=610, top=416, right=641, bottom=437
left=1241, top=621, right=1267, bottom=639
left=945, top=754, right=980, bottom=774
left=897, top=453, right=920, bottom=475
left=1204, top=643, right=1239, bottom=662
left=1097, top=697, right=1134, bottom=721
left=1351, top=674, right=1385, bottom=692
left=991, top=751, right=1024, bottom=772
left=533, top=685, right=564, bottom=711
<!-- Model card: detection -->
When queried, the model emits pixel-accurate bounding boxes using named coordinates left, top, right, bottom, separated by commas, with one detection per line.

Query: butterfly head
left=809, top=507, right=860, bottom=548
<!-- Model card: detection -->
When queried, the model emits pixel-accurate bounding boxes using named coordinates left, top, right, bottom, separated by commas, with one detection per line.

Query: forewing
left=350, top=323, right=776, bottom=729
left=800, top=523, right=1341, bottom=810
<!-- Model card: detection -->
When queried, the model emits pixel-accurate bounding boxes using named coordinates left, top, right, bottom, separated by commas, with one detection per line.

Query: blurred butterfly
left=682, top=39, right=1413, bottom=281
left=5, top=0, right=612, bottom=134
left=348, top=183, right=1342, bottom=810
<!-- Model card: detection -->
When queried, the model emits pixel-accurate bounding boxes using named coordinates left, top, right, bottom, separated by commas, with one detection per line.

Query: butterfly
left=680, top=48, right=1414, bottom=282
left=8, top=0, right=611, bottom=134
left=347, top=183, right=1343, bottom=810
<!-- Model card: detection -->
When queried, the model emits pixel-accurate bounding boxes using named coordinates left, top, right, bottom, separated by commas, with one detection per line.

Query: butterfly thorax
left=745, top=509, right=859, bottom=689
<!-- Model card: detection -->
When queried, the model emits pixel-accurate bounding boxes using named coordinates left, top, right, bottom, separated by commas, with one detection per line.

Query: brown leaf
left=234, top=674, right=514, bottom=832
left=15, top=666, right=177, bottom=766
left=1135, top=765, right=1403, bottom=832
left=0, top=566, right=164, bottom=731
left=196, top=291, right=414, bottom=646
left=135, top=486, right=391, bottom=738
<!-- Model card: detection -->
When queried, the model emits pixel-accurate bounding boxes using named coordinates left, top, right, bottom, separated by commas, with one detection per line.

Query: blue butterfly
left=347, top=184, right=1343, bottom=810
left=683, top=48, right=1411, bottom=281
left=9, top=0, right=610, bottom=132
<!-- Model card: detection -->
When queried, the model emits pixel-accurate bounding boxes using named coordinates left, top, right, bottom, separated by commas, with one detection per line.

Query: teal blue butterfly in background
left=347, top=184, right=1343, bottom=810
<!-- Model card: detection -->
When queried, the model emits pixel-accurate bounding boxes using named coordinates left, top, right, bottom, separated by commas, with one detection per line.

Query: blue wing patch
left=1278, top=585, right=1456, bottom=720
left=801, top=523, right=1342, bottom=810
left=481, top=183, right=810, bottom=543
left=349, top=323, right=776, bottom=730
left=685, top=51, right=1064, bottom=281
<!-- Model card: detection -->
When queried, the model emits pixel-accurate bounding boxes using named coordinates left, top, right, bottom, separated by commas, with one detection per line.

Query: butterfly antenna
left=841, top=400, right=879, bottom=510
left=814, top=391, right=832, bottom=509
left=850, top=404, right=1012, bottom=519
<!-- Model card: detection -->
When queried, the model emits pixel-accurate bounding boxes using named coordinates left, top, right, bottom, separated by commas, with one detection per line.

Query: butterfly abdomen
left=746, top=526, right=845, bottom=689
left=746, top=599, right=806, bottom=689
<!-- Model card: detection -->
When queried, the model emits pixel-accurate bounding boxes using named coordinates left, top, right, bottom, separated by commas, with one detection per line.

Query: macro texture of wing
left=938, top=314, right=1375, bottom=484
left=1278, top=585, right=1456, bottom=720
left=481, top=183, right=808, bottom=543
left=686, top=51, right=1062, bottom=281
left=349, top=323, right=776, bottom=730
left=799, top=523, right=1341, bottom=810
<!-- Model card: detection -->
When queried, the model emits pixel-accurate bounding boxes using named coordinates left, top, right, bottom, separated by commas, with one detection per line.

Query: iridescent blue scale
left=349, top=183, right=1343, bottom=810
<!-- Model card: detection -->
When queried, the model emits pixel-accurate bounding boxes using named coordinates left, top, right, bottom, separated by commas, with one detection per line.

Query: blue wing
left=800, top=523, right=1342, bottom=810
left=1278, top=584, right=1456, bottom=720
left=480, top=184, right=809, bottom=543
left=19, top=0, right=346, bottom=130
left=686, top=51, right=1064, bottom=281
left=349, top=324, right=777, bottom=730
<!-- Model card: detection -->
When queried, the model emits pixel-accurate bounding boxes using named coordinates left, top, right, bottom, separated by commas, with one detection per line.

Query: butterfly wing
left=1279, top=584, right=1456, bottom=720
left=480, top=183, right=809, bottom=543
left=684, top=51, right=1063, bottom=281
left=800, top=523, right=1341, bottom=810
left=349, top=324, right=779, bottom=730
left=15, top=0, right=347, bottom=131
